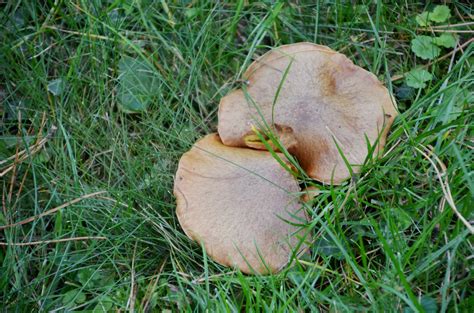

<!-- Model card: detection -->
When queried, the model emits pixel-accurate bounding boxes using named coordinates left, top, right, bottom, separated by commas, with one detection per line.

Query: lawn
left=1, top=1, right=473, bottom=312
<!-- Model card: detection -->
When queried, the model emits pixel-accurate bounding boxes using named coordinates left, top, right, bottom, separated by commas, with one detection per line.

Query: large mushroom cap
left=174, top=134, right=307, bottom=274
left=218, top=42, right=398, bottom=184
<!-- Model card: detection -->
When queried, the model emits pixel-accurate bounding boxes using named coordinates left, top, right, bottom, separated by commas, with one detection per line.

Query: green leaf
left=421, top=296, right=438, bottom=312
left=393, top=209, right=413, bottom=230
left=54, top=209, right=62, bottom=235
left=62, top=290, right=76, bottom=305
left=459, top=295, right=474, bottom=312
left=93, top=296, right=114, bottom=312
left=0, top=211, right=5, bottom=225
left=429, top=5, right=451, bottom=23
left=404, top=296, right=438, bottom=313
left=313, top=233, right=346, bottom=260
left=411, top=36, right=440, bottom=60
left=77, top=268, right=102, bottom=287
left=434, top=87, right=472, bottom=125
left=185, top=8, right=199, bottom=19
left=35, top=150, right=51, bottom=164
left=62, top=289, right=86, bottom=306
left=47, top=78, right=66, bottom=96
left=432, top=33, right=458, bottom=48
left=405, top=68, right=433, bottom=89
left=287, top=271, right=304, bottom=285
left=117, top=56, right=157, bottom=113
left=415, top=12, right=430, bottom=26
left=77, top=268, right=93, bottom=286
left=75, top=291, right=87, bottom=304
left=395, top=85, right=415, bottom=101
left=0, top=135, right=35, bottom=148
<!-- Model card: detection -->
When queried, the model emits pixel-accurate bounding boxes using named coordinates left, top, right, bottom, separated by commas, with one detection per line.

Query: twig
left=414, top=145, right=474, bottom=234
left=0, top=236, right=106, bottom=246
left=0, top=191, right=107, bottom=230
left=428, top=22, right=474, bottom=28
left=419, top=29, right=474, bottom=34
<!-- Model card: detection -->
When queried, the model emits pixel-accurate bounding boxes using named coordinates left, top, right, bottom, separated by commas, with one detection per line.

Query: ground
left=0, top=1, right=473, bottom=312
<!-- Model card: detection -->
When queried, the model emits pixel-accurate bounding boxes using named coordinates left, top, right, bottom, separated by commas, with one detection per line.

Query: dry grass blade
left=419, top=29, right=474, bottom=34
left=428, top=22, right=474, bottom=28
left=0, top=125, right=58, bottom=177
left=0, top=191, right=107, bottom=230
left=127, top=241, right=138, bottom=312
left=0, top=236, right=107, bottom=246
left=141, top=257, right=168, bottom=312
left=44, top=25, right=113, bottom=41
left=414, top=145, right=474, bottom=234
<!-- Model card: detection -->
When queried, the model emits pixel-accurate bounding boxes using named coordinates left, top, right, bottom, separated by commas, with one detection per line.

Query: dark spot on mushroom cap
left=218, top=42, right=398, bottom=184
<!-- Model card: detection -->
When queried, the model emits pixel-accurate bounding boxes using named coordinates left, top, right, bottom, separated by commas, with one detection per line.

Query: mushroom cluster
left=174, top=42, right=398, bottom=274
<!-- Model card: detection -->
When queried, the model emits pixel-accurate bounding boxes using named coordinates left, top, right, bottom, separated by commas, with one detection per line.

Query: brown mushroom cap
left=218, top=42, right=398, bottom=184
left=174, top=133, right=307, bottom=274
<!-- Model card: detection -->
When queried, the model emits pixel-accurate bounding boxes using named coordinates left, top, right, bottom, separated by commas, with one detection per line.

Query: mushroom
left=174, top=134, right=308, bottom=274
left=218, top=42, right=398, bottom=184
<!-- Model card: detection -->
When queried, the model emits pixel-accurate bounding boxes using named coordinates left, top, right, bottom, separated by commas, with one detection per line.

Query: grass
left=1, top=1, right=473, bottom=312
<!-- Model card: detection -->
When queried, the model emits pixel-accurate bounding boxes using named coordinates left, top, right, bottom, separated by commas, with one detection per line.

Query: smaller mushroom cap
left=218, top=42, right=398, bottom=184
left=174, top=134, right=307, bottom=274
